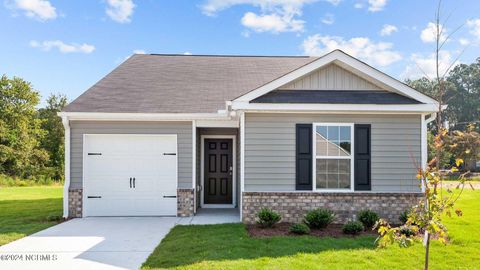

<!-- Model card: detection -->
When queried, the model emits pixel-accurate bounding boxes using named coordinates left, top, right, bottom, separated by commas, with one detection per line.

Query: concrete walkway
left=0, top=211, right=240, bottom=270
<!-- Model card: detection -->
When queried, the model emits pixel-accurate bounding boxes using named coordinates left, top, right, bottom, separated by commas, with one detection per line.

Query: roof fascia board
left=57, top=112, right=231, bottom=121
left=231, top=101, right=438, bottom=113
left=234, top=50, right=438, bottom=105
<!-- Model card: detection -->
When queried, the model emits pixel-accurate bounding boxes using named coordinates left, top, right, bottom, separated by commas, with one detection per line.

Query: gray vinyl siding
left=280, top=63, right=382, bottom=90
left=244, top=113, right=421, bottom=192
left=69, top=121, right=192, bottom=190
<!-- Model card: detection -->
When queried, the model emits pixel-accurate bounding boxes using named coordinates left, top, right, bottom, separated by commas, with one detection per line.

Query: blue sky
left=1, top=0, right=480, bottom=104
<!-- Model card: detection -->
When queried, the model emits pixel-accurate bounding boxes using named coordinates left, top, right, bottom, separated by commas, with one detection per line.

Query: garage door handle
left=133, top=177, right=136, bottom=188
left=87, top=196, right=102, bottom=199
left=163, top=195, right=177, bottom=198
left=163, top=153, right=176, bottom=156
left=130, top=177, right=132, bottom=188
left=88, top=153, right=102, bottom=155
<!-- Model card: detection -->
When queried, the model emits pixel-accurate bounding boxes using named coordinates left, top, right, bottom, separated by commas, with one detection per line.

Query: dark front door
left=204, top=139, right=233, bottom=204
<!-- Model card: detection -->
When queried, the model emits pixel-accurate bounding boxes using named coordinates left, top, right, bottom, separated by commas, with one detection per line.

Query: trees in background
left=407, top=58, right=480, bottom=132
left=0, top=75, right=67, bottom=181
left=38, top=94, right=68, bottom=180
left=408, top=60, right=480, bottom=170
left=445, top=124, right=480, bottom=172
left=0, top=75, right=48, bottom=178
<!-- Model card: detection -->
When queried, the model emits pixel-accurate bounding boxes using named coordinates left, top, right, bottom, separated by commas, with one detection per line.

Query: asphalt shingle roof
left=64, top=54, right=318, bottom=113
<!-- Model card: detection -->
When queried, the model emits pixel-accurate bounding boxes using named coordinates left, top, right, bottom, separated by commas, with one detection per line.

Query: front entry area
left=201, top=136, right=235, bottom=207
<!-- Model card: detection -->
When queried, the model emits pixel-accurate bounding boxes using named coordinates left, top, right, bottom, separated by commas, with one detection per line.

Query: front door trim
left=200, top=135, right=236, bottom=208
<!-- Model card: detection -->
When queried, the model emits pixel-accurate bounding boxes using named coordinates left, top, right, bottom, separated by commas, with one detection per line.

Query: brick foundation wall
left=68, top=189, right=83, bottom=218
left=68, top=188, right=195, bottom=218
left=177, top=189, right=195, bottom=217
left=242, top=192, right=423, bottom=224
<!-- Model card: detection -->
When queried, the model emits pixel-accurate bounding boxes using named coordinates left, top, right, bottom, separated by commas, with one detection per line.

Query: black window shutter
left=296, top=124, right=312, bottom=190
left=354, top=124, right=371, bottom=190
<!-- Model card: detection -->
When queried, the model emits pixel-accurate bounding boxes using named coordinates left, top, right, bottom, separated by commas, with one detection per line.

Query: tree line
left=407, top=58, right=480, bottom=171
left=0, top=75, right=66, bottom=182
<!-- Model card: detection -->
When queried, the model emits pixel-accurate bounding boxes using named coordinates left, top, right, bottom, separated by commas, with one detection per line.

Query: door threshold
left=202, top=204, right=235, bottom=208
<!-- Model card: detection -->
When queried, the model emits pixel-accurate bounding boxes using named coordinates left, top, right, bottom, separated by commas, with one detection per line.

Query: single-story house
left=59, top=50, right=438, bottom=223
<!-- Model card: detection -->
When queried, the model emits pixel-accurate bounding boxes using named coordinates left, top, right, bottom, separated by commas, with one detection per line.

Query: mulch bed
left=247, top=223, right=379, bottom=238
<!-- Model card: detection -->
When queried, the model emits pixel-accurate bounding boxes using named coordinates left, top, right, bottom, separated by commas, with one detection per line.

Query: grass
left=142, top=189, right=480, bottom=270
left=0, top=186, right=63, bottom=246
left=0, top=174, right=63, bottom=187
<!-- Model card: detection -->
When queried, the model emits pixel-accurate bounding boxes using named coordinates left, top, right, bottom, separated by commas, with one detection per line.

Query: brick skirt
left=242, top=192, right=423, bottom=224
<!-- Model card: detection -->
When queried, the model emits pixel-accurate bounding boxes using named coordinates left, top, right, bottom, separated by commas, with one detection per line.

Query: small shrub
left=343, top=221, right=364, bottom=235
left=46, top=214, right=63, bottom=222
left=289, top=223, right=310, bottom=235
left=399, top=210, right=409, bottom=224
left=357, top=209, right=379, bottom=229
left=399, top=225, right=416, bottom=237
left=256, top=208, right=281, bottom=228
left=304, top=208, right=335, bottom=229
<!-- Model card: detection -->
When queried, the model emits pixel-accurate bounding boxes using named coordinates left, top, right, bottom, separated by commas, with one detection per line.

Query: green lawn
left=143, top=189, right=480, bottom=270
left=0, top=186, right=63, bottom=246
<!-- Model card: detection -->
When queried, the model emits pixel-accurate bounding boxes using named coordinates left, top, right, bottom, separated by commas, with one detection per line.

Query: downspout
left=61, top=116, right=71, bottom=218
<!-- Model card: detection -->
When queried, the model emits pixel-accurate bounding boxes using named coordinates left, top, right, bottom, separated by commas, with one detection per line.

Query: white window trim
left=312, top=123, right=355, bottom=193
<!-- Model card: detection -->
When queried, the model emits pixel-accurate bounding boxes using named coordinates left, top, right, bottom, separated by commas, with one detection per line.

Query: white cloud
left=400, top=51, right=459, bottom=79
left=467, top=18, right=480, bottom=39
left=459, top=38, right=470, bottom=46
left=324, top=0, right=341, bottom=5
left=420, top=22, right=447, bottom=43
left=241, top=11, right=304, bottom=33
left=201, top=0, right=316, bottom=33
left=354, top=2, right=363, bottom=8
left=201, top=0, right=316, bottom=15
left=9, top=0, right=57, bottom=21
left=301, top=34, right=402, bottom=67
left=380, top=24, right=397, bottom=36
left=321, top=13, right=334, bottom=25
left=183, top=52, right=192, bottom=55
left=105, top=0, right=135, bottom=23
left=30, top=40, right=95, bottom=54
left=368, top=0, right=387, bottom=12
left=133, top=49, right=146, bottom=54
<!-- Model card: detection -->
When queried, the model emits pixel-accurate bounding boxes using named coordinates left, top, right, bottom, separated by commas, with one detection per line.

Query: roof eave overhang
left=57, top=112, right=233, bottom=121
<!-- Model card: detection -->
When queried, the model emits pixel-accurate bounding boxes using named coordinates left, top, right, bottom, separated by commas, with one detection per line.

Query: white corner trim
left=61, top=116, right=70, bottom=218
left=239, top=111, right=245, bottom=221
left=231, top=102, right=439, bottom=113
left=57, top=112, right=231, bottom=121
left=192, top=120, right=197, bottom=213
left=233, top=50, right=438, bottom=105
left=421, top=113, right=437, bottom=192
left=200, top=135, right=237, bottom=209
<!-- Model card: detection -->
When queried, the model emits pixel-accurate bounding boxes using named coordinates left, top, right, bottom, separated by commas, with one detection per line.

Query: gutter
left=57, top=112, right=233, bottom=121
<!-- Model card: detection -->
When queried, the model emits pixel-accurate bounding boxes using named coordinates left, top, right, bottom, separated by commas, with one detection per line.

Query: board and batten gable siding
left=244, top=113, right=421, bottom=192
left=280, top=63, right=382, bottom=91
left=69, top=121, right=192, bottom=190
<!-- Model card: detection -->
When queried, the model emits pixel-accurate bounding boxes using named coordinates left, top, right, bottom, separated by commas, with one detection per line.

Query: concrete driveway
left=0, top=217, right=178, bottom=270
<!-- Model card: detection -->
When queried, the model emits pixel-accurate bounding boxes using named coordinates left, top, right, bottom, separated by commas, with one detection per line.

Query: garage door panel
left=84, top=134, right=178, bottom=217
left=133, top=198, right=176, bottom=215
left=87, top=157, right=131, bottom=176
left=88, top=198, right=134, bottom=216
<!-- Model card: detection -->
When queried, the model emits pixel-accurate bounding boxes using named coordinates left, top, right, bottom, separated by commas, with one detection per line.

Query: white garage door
left=83, top=134, right=177, bottom=217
